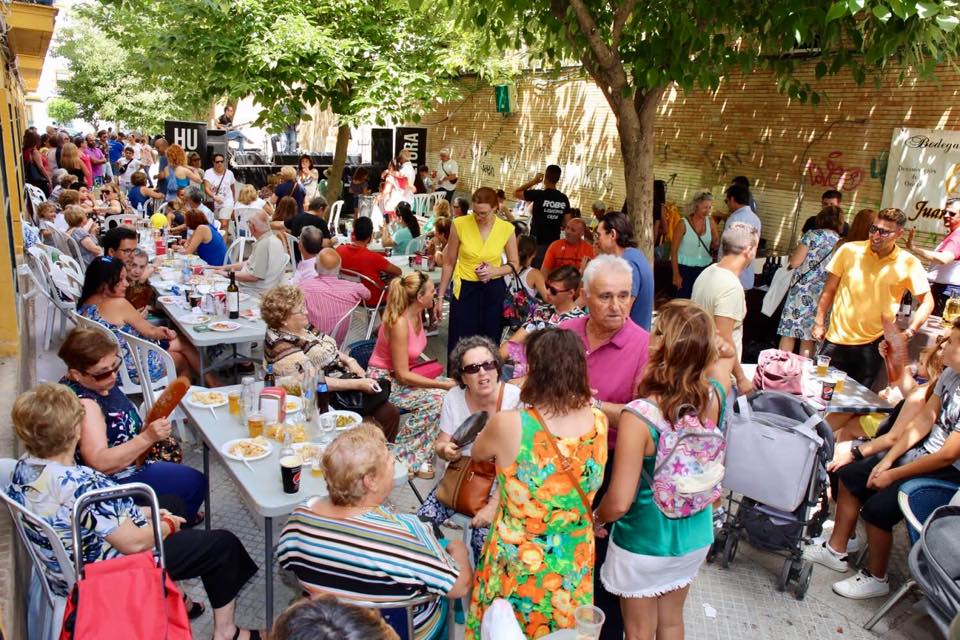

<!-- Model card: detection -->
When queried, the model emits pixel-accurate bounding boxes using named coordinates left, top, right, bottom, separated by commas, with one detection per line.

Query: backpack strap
left=623, top=398, right=669, bottom=490
left=707, top=378, right=727, bottom=429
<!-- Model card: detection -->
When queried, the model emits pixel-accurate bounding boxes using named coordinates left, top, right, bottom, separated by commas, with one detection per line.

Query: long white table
left=741, top=363, right=894, bottom=414
left=387, top=254, right=442, bottom=283
left=178, top=383, right=409, bottom=626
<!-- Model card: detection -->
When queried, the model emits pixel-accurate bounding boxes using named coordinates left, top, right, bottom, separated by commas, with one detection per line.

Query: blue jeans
left=899, top=477, right=960, bottom=544
left=225, top=129, right=245, bottom=152
left=122, top=461, right=206, bottom=522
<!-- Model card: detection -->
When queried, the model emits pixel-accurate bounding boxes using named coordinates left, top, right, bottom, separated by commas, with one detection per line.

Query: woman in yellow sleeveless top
left=436, top=187, right=520, bottom=355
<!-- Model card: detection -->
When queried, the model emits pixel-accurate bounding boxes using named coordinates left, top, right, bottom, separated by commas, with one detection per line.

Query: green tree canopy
left=46, top=97, right=77, bottom=125
left=458, top=0, right=960, bottom=252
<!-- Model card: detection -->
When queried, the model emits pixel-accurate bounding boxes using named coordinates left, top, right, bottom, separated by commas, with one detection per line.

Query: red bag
left=60, top=551, right=191, bottom=639
left=410, top=358, right=444, bottom=379
left=753, top=349, right=809, bottom=396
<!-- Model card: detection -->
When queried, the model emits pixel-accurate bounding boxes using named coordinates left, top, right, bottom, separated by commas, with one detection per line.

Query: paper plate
left=156, top=295, right=181, bottom=305
left=209, top=321, right=241, bottom=332
left=179, top=314, right=212, bottom=325
left=326, top=410, right=362, bottom=431
left=221, top=438, right=272, bottom=461
left=285, top=396, right=304, bottom=414
left=184, top=388, right=228, bottom=408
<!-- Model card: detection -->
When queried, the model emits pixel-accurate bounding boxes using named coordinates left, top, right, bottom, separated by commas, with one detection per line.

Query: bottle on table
left=264, top=363, right=276, bottom=388
left=316, top=372, right=330, bottom=415
left=227, top=271, right=240, bottom=319
left=240, top=375, right=257, bottom=421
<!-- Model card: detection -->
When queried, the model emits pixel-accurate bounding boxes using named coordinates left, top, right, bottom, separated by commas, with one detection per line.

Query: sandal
left=184, top=597, right=205, bottom=620
left=415, top=462, right=435, bottom=480
left=230, top=629, right=264, bottom=640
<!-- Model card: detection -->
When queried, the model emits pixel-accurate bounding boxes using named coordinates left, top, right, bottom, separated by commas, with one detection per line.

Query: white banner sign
left=882, top=127, right=960, bottom=235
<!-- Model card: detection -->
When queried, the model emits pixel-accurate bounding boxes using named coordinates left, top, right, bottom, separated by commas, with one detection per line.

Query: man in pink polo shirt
left=559, top=253, right=649, bottom=640
left=300, top=248, right=370, bottom=344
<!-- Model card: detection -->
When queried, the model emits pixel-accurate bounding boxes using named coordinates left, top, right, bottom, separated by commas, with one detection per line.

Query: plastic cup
left=821, top=379, right=838, bottom=403
left=574, top=605, right=605, bottom=640
left=833, top=373, right=846, bottom=394
left=320, top=413, right=337, bottom=445
left=228, top=391, right=241, bottom=417
left=816, top=355, right=831, bottom=377
left=280, top=455, right=302, bottom=493
left=311, top=458, right=324, bottom=478
left=247, top=412, right=265, bottom=438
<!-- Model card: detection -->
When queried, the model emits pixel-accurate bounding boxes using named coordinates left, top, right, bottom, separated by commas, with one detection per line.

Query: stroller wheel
left=722, top=533, right=738, bottom=567
left=706, top=536, right=722, bottom=564
left=795, top=562, right=813, bottom=600
left=777, top=558, right=792, bottom=591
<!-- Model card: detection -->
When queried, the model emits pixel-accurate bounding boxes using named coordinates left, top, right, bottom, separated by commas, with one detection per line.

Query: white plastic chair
left=102, top=213, right=139, bottom=230
left=328, top=200, right=344, bottom=234
left=70, top=312, right=162, bottom=399
left=406, top=235, right=427, bottom=255
left=340, top=268, right=387, bottom=339
left=121, top=330, right=190, bottom=442
left=411, top=193, right=432, bottom=217
left=0, top=458, right=75, bottom=640
left=283, top=232, right=300, bottom=271
left=225, top=237, right=251, bottom=265
left=45, top=224, right=85, bottom=266
left=24, top=184, right=47, bottom=223
left=328, top=300, right=362, bottom=348
left=22, top=257, right=72, bottom=351
left=230, top=206, right=262, bottom=239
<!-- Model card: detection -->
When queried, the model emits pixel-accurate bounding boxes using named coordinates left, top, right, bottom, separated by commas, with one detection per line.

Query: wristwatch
left=851, top=445, right=864, bottom=461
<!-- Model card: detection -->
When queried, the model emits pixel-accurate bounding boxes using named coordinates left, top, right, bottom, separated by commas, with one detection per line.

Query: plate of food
left=240, top=308, right=260, bottom=320
left=265, top=422, right=308, bottom=443
left=285, top=396, right=304, bottom=414
left=328, top=410, right=363, bottom=431
left=156, top=295, right=181, bottom=305
left=185, top=388, right=227, bottom=408
left=221, top=437, right=272, bottom=461
left=210, top=321, right=241, bottom=332
left=179, top=314, right=212, bottom=325
left=292, top=442, right=325, bottom=465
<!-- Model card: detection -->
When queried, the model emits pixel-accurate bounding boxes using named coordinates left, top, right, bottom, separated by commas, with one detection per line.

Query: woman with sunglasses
left=56, top=327, right=207, bottom=524
left=94, top=184, right=124, bottom=217
left=435, top=187, right=520, bottom=354
left=500, top=265, right=587, bottom=380
left=907, top=197, right=960, bottom=317
left=367, top=272, right=456, bottom=479
left=416, top=335, right=521, bottom=560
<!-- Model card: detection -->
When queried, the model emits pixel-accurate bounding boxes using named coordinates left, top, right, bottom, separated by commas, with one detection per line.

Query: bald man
left=300, top=247, right=370, bottom=342
left=542, top=217, right=595, bottom=274
left=291, top=225, right=324, bottom=285
left=219, top=211, right=288, bottom=296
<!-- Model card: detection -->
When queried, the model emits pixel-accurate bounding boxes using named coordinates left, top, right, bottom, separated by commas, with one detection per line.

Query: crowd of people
left=11, top=122, right=960, bottom=640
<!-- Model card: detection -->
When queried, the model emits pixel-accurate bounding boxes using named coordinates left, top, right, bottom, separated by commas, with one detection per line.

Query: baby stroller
left=710, top=391, right=834, bottom=599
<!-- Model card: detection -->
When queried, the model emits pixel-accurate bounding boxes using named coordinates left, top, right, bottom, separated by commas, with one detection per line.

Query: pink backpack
left=626, top=393, right=726, bottom=519
left=753, top=349, right=809, bottom=395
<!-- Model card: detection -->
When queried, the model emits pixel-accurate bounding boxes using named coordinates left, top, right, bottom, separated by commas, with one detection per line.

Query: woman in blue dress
left=778, top=206, right=844, bottom=358
left=77, top=256, right=203, bottom=384
left=176, top=209, right=227, bottom=266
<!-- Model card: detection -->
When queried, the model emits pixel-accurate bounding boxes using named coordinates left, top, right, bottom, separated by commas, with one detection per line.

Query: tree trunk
left=616, top=88, right=662, bottom=260
left=325, top=122, right=351, bottom=203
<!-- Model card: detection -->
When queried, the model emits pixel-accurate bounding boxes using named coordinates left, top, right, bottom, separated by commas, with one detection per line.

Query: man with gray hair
left=300, top=248, right=370, bottom=343
left=291, top=225, right=325, bottom=285
left=433, top=148, right=458, bottom=202
left=185, top=185, right=216, bottom=225
left=560, top=252, right=650, bottom=640
left=218, top=211, right=288, bottom=296
left=692, top=221, right=758, bottom=393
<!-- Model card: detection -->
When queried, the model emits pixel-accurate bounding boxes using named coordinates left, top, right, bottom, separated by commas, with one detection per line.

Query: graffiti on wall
left=805, top=151, right=865, bottom=191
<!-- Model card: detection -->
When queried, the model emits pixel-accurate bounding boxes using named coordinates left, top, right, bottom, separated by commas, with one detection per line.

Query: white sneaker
left=846, top=535, right=861, bottom=554
left=832, top=570, right=890, bottom=599
left=803, top=542, right=850, bottom=573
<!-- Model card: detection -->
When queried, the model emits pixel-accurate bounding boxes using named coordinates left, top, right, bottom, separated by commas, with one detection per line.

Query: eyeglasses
left=868, top=224, right=896, bottom=237
left=83, top=357, right=122, bottom=381
left=547, top=284, right=572, bottom=296
left=945, top=210, right=960, bottom=218
left=214, top=160, right=224, bottom=164
left=460, top=360, right=497, bottom=375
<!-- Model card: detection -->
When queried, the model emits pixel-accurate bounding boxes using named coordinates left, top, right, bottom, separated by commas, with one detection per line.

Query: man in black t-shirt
left=287, top=196, right=332, bottom=241
left=216, top=105, right=254, bottom=152
left=513, top=164, right=570, bottom=266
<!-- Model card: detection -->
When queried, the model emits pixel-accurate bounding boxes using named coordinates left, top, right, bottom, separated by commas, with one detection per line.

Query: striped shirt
left=299, top=274, right=370, bottom=344
left=277, top=502, right=459, bottom=639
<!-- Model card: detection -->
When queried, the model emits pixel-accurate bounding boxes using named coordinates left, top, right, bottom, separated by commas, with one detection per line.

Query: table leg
left=264, top=516, right=274, bottom=627
left=198, top=346, right=208, bottom=382
left=202, top=443, right=211, bottom=531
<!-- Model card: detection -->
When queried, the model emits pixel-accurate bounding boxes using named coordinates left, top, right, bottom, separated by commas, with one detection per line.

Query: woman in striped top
left=277, top=425, right=473, bottom=639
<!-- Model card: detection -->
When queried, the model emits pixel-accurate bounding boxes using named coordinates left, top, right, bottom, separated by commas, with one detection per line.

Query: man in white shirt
left=290, top=225, right=323, bottom=286
left=218, top=211, right=288, bottom=297
left=117, top=146, right=142, bottom=192
left=692, top=221, right=758, bottom=393
left=723, top=183, right=762, bottom=290
left=434, top=148, right=458, bottom=202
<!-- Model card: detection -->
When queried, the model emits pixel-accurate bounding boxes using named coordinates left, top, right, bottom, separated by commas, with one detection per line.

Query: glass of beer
left=833, top=372, right=847, bottom=394
left=816, top=355, right=831, bottom=377
left=228, top=391, right=241, bottom=417
left=247, top=412, right=265, bottom=438
left=311, top=458, right=324, bottom=478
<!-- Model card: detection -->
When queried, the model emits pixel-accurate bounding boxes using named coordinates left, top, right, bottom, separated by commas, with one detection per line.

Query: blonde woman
left=65, top=205, right=103, bottom=266
left=671, top=190, right=719, bottom=299
left=422, top=198, right=451, bottom=234
left=236, top=183, right=274, bottom=216
left=367, top=272, right=456, bottom=478
left=59, top=142, right=89, bottom=187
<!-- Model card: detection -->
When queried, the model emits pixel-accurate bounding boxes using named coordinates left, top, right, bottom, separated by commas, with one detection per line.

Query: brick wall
left=418, top=62, right=960, bottom=252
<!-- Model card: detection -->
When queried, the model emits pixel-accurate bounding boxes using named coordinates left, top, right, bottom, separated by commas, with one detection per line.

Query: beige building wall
left=417, top=63, right=960, bottom=252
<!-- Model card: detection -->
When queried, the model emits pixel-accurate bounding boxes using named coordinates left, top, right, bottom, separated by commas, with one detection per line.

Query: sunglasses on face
left=868, top=225, right=896, bottom=237
left=461, top=360, right=497, bottom=375
left=547, top=284, right=572, bottom=296
left=214, top=160, right=224, bottom=164
left=945, top=210, right=960, bottom=219
left=83, top=357, right=122, bottom=381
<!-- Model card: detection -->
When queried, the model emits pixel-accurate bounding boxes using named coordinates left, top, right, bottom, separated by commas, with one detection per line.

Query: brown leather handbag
left=435, top=384, right=505, bottom=516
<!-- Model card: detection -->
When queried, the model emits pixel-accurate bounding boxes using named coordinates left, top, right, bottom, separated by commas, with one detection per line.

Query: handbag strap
left=528, top=407, right=593, bottom=522
left=790, top=243, right=836, bottom=290
left=496, top=382, right=505, bottom=411
left=686, top=218, right=713, bottom=259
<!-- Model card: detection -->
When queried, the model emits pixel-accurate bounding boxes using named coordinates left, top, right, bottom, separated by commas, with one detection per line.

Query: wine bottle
left=227, top=270, right=240, bottom=319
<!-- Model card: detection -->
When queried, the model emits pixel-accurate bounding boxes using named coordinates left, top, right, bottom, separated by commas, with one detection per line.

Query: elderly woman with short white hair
left=277, top=424, right=473, bottom=640
left=274, top=165, right=306, bottom=214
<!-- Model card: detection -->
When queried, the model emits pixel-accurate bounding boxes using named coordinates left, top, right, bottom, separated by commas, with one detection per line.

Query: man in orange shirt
left=542, top=217, right=595, bottom=274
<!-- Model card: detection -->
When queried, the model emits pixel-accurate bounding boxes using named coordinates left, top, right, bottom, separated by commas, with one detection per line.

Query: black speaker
left=371, top=128, right=394, bottom=165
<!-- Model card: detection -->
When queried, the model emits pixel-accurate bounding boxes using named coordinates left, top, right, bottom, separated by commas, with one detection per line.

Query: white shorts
left=600, top=538, right=710, bottom=598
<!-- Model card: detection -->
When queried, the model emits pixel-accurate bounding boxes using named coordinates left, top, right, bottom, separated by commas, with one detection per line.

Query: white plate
left=156, top=295, right=181, bottom=305
left=184, top=388, right=228, bottom=408
left=326, top=410, right=363, bottom=430
left=179, top=314, right=212, bottom=325
left=291, top=442, right=326, bottom=463
left=240, top=308, right=260, bottom=320
left=285, top=396, right=304, bottom=414
left=221, top=438, right=272, bottom=461
left=209, top=321, right=241, bottom=332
